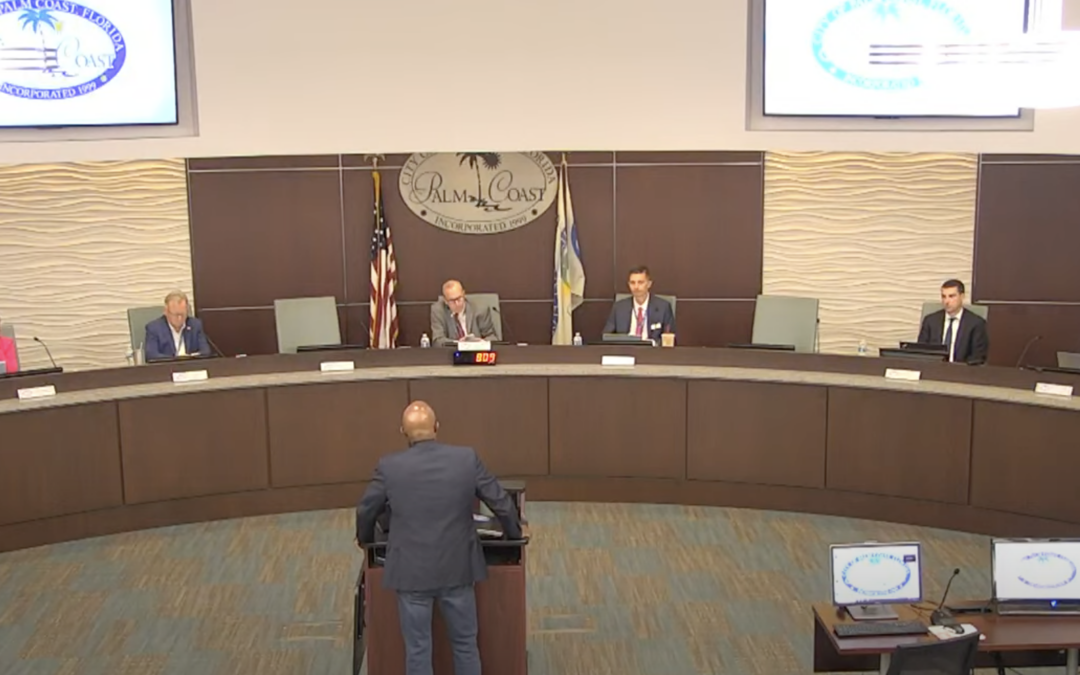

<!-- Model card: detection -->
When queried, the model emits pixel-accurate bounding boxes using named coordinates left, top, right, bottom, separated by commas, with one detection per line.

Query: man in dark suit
left=603, top=266, right=676, bottom=343
left=143, top=291, right=212, bottom=361
left=356, top=401, right=523, bottom=675
left=918, top=279, right=989, bottom=365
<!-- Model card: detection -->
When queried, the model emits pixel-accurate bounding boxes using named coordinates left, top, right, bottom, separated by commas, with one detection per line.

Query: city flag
left=552, top=156, right=585, bottom=345
left=369, top=170, right=399, bottom=349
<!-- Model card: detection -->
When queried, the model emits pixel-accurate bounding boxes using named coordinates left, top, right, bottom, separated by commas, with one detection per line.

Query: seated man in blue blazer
left=143, top=291, right=212, bottom=361
left=917, top=278, right=989, bottom=365
left=603, top=266, right=676, bottom=342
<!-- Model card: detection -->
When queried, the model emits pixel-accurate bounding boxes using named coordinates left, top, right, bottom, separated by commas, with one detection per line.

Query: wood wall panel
left=188, top=169, right=345, bottom=308
left=187, top=153, right=766, bottom=354
left=975, top=158, right=1080, bottom=303
left=614, top=165, right=763, bottom=299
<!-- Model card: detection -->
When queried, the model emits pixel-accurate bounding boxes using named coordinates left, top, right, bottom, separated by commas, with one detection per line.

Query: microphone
left=32, top=336, right=58, bottom=369
left=1016, top=335, right=1042, bottom=369
left=205, top=333, right=227, bottom=358
left=489, top=305, right=517, bottom=344
left=931, top=568, right=961, bottom=626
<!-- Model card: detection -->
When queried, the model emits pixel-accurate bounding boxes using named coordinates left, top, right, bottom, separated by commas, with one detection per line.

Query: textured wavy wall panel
left=0, top=160, right=191, bottom=371
left=763, top=152, right=976, bottom=355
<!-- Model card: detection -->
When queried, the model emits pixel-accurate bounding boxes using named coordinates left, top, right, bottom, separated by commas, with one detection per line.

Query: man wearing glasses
left=430, top=279, right=497, bottom=346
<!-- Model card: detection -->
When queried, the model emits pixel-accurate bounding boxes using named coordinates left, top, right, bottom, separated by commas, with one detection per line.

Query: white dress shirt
left=170, top=324, right=187, bottom=357
left=942, top=308, right=963, bottom=363
left=629, top=295, right=650, bottom=338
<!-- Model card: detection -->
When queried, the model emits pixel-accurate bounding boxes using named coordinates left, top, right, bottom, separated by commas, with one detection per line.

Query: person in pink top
left=0, top=316, right=18, bottom=373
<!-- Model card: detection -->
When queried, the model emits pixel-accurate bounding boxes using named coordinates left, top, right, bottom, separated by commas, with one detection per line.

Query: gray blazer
left=356, top=441, right=523, bottom=592
left=430, top=298, right=497, bottom=346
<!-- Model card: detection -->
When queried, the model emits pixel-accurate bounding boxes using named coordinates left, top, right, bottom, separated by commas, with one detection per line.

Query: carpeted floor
left=0, top=503, right=1044, bottom=674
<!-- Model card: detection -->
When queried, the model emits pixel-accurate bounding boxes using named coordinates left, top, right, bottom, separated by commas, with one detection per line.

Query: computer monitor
left=992, top=539, right=1080, bottom=603
left=831, top=542, right=923, bottom=621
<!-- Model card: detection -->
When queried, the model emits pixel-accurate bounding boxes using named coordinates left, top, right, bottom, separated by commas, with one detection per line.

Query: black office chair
left=885, top=631, right=979, bottom=675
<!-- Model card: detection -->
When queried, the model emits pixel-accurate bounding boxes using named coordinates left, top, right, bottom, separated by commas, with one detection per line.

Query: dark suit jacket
left=430, top=298, right=497, bottom=346
left=917, top=309, right=989, bottom=365
left=143, top=315, right=211, bottom=360
left=356, top=440, right=523, bottom=592
left=602, top=295, right=676, bottom=342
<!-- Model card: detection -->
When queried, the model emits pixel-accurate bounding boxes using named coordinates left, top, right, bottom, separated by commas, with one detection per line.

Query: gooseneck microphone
left=32, top=336, right=58, bottom=369
left=1015, top=335, right=1042, bottom=369
left=931, top=567, right=961, bottom=626
left=489, top=305, right=516, bottom=344
left=205, top=333, right=227, bottom=358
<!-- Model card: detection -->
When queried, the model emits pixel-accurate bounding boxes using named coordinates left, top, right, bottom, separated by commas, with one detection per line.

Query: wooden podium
left=354, top=484, right=528, bottom=675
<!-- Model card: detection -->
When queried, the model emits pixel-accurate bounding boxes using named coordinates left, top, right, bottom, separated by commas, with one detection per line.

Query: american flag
left=369, top=170, right=398, bottom=348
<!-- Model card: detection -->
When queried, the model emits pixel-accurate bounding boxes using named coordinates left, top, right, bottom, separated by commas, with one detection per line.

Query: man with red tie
left=430, top=279, right=498, bottom=347
left=603, top=266, right=676, bottom=343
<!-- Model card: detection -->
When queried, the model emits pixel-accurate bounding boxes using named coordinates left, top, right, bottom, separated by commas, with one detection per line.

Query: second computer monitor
left=831, top=542, right=923, bottom=620
left=993, top=539, right=1080, bottom=604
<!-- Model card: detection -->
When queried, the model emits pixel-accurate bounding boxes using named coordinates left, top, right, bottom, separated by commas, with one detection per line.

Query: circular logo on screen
left=841, top=552, right=912, bottom=597
left=812, top=0, right=970, bottom=91
left=0, top=1, right=126, bottom=101
left=399, top=152, right=558, bottom=235
left=1016, top=552, right=1078, bottom=590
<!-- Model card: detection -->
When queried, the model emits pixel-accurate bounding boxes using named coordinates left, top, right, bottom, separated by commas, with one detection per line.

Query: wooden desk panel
left=0, top=402, right=123, bottom=526
left=409, top=377, right=549, bottom=477
left=971, top=400, right=1080, bottom=523
left=365, top=565, right=527, bottom=675
left=119, top=389, right=270, bottom=504
left=826, top=388, right=972, bottom=505
left=687, top=380, right=827, bottom=488
left=549, top=377, right=686, bottom=479
left=812, top=603, right=1079, bottom=672
left=267, top=380, right=408, bottom=488
left=5, top=350, right=1080, bottom=552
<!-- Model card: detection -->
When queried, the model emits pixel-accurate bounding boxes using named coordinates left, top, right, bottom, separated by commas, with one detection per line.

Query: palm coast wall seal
left=0, top=0, right=127, bottom=101
left=399, top=152, right=558, bottom=235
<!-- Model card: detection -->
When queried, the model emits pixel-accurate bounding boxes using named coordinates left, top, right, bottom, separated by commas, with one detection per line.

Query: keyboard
left=834, top=620, right=929, bottom=638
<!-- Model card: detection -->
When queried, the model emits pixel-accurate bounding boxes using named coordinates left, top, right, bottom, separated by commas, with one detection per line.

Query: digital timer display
left=452, top=351, right=498, bottom=366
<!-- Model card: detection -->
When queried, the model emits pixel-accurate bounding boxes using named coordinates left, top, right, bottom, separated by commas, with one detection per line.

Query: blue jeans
left=396, top=584, right=481, bottom=675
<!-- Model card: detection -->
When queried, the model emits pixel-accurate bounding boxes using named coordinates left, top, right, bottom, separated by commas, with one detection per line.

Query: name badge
left=172, top=370, right=209, bottom=384
left=320, top=361, right=355, bottom=372
left=1035, top=382, right=1073, bottom=397
left=17, top=385, right=56, bottom=400
left=884, top=368, right=921, bottom=381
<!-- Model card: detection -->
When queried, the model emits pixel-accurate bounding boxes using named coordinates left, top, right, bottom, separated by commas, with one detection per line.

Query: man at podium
left=356, top=401, right=522, bottom=675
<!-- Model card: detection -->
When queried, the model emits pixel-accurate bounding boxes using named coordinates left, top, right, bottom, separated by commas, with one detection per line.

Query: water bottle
left=857, top=339, right=868, bottom=356
left=420, top=333, right=431, bottom=348
left=572, top=332, right=583, bottom=346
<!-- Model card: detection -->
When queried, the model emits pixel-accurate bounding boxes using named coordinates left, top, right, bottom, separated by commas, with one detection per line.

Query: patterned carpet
left=0, top=503, right=1035, bottom=675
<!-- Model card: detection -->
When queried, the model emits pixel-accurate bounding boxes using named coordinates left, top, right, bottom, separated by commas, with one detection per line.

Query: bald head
left=401, top=401, right=438, bottom=443
left=442, top=280, right=466, bottom=314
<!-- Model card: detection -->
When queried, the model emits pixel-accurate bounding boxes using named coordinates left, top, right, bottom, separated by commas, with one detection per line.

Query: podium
left=354, top=483, right=528, bottom=675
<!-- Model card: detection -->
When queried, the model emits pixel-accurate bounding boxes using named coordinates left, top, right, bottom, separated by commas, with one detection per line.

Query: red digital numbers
left=476, top=352, right=497, bottom=364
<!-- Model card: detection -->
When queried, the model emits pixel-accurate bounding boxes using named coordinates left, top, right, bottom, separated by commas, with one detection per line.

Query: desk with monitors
left=815, top=538, right=1080, bottom=674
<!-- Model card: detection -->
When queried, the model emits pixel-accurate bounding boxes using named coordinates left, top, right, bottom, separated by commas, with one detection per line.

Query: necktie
left=635, top=307, right=645, bottom=338
left=455, top=313, right=466, bottom=339
left=944, top=317, right=956, bottom=361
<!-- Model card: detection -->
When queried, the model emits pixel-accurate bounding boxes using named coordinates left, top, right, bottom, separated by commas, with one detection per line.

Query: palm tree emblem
left=456, top=152, right=510, bottom=212
left=18, top=9, right=59, bottom=74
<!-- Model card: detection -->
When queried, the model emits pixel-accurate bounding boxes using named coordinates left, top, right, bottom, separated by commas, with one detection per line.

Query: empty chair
left=885, top=630, right=978, bottom=675
left=750, top=295, right=819, bottom=353
left=1058, top=352, right=1080, bottom=369
left=462, top=292, right=503, bottom=342
left=127, top=305, right=164, bottom=355
left=920, top=301, right=988, bottom=322
left=274, top=296, right=342, bottom=354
